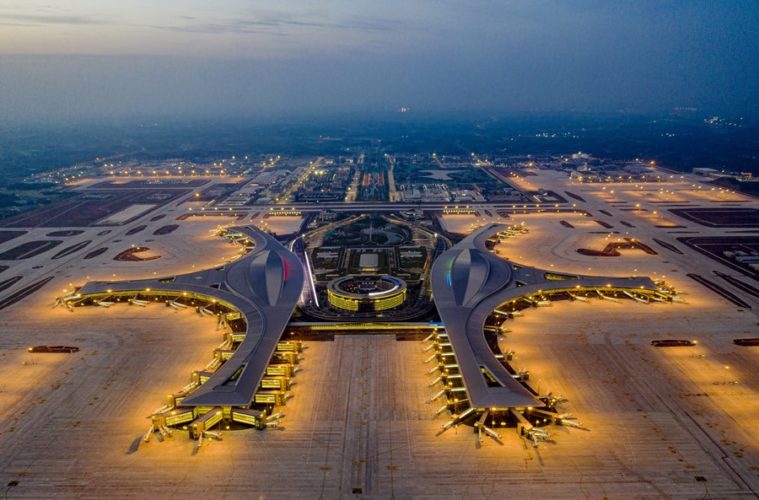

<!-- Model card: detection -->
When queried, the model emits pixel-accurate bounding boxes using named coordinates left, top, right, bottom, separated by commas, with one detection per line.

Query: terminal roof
left=431, top=223, right=657, bottom=409
left=78, top=226, right=304, bottom=407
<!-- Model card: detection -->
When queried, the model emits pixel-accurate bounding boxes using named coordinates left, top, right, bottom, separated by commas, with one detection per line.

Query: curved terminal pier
left=57, top=226, right=305, bottom=443
left=429, top=223, right=677, bottom=445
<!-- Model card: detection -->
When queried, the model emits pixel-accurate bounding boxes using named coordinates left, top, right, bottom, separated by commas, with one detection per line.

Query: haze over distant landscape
left=1, top=0, right=757, bottom=122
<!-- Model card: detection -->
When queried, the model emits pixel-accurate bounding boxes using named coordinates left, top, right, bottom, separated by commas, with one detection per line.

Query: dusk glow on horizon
left=1, top=1, right=757, bottom=121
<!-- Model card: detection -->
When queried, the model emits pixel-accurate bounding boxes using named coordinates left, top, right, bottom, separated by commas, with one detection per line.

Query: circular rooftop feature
left=327, top=275, right=407, bottom=312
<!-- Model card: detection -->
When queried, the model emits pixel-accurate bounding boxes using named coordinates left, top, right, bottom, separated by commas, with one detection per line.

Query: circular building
left=327, top=275, right=407, bottom=312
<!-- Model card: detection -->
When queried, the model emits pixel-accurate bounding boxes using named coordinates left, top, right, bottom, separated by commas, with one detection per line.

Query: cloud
left=0, top=13, right=102, bottom=25
left=150, top=12, right=400, bottom=37
left=149, top=21, right=285, bottom=36
left=0, top=9, right=402, bottom=41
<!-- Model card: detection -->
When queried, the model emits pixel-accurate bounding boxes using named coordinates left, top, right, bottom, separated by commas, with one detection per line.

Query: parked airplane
left=596, top=290, right=619, bottom=302
left=569, top=293, right=589, bottom=302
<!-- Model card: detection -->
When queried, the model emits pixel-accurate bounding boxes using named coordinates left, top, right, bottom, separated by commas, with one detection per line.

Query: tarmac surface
left=0, top=170, right=757, bottom=497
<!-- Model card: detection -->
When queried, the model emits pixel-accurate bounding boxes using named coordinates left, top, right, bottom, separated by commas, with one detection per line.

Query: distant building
left=317, top=210, right=339, bottom=222
left=359, top=253, right=379, bottom=272
left=692, top=167, right=719, bottom=176
left=623, top=164, right=655, bottom=175
left=571, top=152, right=591, bottom=160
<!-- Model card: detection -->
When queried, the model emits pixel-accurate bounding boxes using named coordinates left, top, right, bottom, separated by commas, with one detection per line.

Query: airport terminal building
left=327, top=275, right=407, bottom=312
left=57, top=222, right=677, bottom=445
left=63, top=227, right=304, bottom=441
left=426, top=223, right=675, bottom=443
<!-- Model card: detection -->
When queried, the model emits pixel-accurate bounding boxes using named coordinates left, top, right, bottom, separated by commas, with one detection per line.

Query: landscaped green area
left=322, top=216, right=410, bottom=246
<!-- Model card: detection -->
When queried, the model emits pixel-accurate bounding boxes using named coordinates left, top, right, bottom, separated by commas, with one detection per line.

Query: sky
left=0, top=0, right=757, bottom=123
